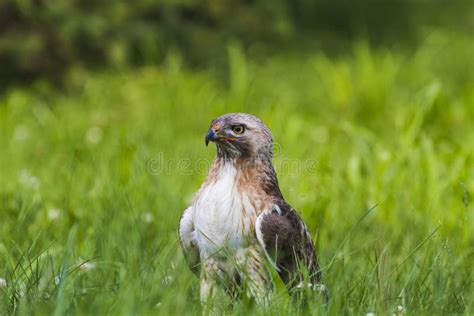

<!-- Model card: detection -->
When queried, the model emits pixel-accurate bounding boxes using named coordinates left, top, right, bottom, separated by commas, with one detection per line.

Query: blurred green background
left=0, top=1, right=473, bottom=315
left=1, top=0, right=473, bottom=89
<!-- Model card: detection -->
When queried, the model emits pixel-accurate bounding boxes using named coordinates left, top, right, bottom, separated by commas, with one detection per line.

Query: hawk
left=179, top=113, right=327, bottom=306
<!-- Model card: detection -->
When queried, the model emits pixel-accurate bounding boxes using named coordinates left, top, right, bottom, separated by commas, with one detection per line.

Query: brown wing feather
left=256, top=201, right=324, bottom=290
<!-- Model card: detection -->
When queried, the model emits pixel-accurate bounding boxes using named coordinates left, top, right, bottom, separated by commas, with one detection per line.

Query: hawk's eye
left=232, top=125, right=245, bottom=134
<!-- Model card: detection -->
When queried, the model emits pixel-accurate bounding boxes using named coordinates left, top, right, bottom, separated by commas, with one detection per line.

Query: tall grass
left=0, top=31, right=473, bottom=315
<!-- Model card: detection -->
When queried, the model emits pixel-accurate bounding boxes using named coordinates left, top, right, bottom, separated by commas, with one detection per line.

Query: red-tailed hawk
left=179, top=113, right=327, bottom=306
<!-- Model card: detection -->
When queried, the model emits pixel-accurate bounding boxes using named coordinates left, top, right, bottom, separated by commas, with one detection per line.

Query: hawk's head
left=205, top=113, right=273, bottom=160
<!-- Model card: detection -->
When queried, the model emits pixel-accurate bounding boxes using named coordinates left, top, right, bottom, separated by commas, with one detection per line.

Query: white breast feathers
left=192, top=163, right=257, bottom=258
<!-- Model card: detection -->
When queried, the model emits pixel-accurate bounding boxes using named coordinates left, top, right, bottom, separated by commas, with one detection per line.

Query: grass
left=0, top=30, right=473, bottom=315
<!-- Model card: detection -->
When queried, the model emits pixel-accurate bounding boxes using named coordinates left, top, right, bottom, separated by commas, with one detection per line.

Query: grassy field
left=0, top=31, right=473, bottom=315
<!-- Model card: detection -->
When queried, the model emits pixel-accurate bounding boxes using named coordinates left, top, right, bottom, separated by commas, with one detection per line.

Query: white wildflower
left=54, top=275, right=61, bottom=285
left=47, top=208, right=61, bottom=221
left=142, top=212, right=154, bottom=224
left=395, top=305, right=406, bottom=314
left=85, top=126, right=103, bottom=145
left=19, top=170, right=40, bottom=189
left=13, top=125, right=29, bottom=141
left=0, top=278, right=7, bottom=289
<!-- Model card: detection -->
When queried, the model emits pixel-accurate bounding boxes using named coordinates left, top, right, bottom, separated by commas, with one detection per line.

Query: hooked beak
left=205, top=128, right=219, bottom=146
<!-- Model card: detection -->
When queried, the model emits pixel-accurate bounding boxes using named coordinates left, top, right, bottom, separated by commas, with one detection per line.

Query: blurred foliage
left=0, top=31, right=473, bottom=314
left=0, top=0, right=473, bottom=89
